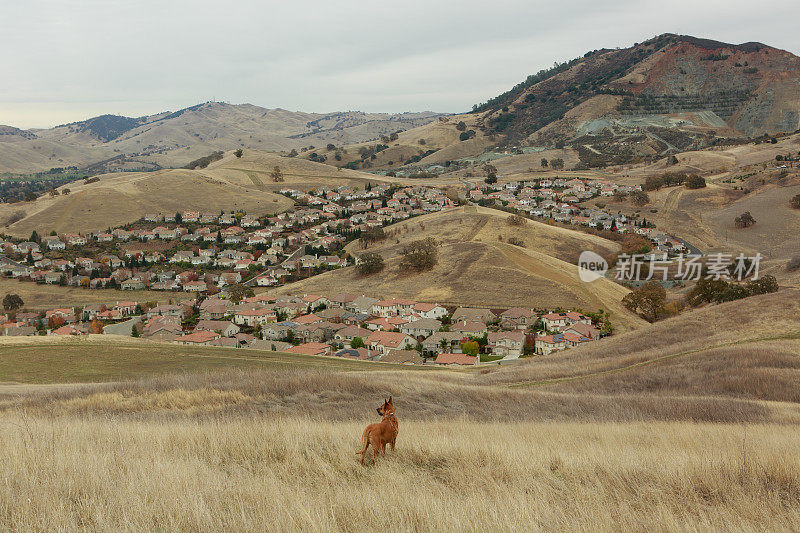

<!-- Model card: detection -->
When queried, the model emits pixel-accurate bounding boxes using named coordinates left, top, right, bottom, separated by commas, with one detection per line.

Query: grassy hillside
left=0, top=277, right=170, bottom=309
left=0, top=103, right=442, bottom=174
left=2, top=288, right=800, bottom=530
left=0, top=336, right=422, bottom=385
left=269, top=206, right=643, bottom=331
left=484, top=288, right=800, bottom=389
left=0, top=148, right=400, bottom=236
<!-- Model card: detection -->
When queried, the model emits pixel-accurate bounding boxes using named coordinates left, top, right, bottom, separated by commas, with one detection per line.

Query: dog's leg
left=371, top=437, right=380, bottom=464
left=390, top=438, right=395, bottom=452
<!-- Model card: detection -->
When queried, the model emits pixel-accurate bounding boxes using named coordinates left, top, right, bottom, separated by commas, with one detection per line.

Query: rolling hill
left=0, top=149, right=397, bottom=236
left=0, top=102, right=442, bottom=174
left=266, top=205, right=645, bottom=332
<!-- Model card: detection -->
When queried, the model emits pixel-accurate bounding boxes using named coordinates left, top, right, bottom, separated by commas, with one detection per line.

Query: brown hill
left=483, top=288, right=800, bottom=401
left=0, top=149, right=394, bottom=236
left=268, top=206, right=645, bottom=332
left=476, top=34, right=800, bottom=146
left=0, top=102, right=441, bottom=174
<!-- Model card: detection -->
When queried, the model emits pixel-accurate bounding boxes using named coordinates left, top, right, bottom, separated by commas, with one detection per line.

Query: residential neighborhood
left=0, top=288, right=607, bottom=366
left=0, top=184, right=454, bottom=294
left=464, top=177, right=688, bottom=255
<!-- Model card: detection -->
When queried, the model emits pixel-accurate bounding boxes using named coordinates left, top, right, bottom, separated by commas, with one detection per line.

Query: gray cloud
left=2, top=0, right=799, bottom=128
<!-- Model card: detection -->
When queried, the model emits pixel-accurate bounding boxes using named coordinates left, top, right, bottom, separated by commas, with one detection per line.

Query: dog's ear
left=388, top=396, right=393, bottom=404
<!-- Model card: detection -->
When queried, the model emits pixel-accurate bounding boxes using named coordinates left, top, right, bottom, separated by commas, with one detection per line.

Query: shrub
left=234, top=149, right=243, bottom=158
left=356, top=253, right=384, bottom=276
left=622, top=280, right=666, bottom=322
left=734, top=211, right=756, bottom=229
left=507, top=214, right=527, bottom=226
left=685, top=175, right=706, bottom=189
left=184, top=151, right=224, bottom=169
left=399, top=237, right=438, bottom=273
left=791, top=194, right=800, bottom=209
left=630, top=190, right=650, bottom=206
left=507, top=237, right=525, bottom=247
left=786, top=255, right=800, bottom=272
left=350, top=337, right=365, bottom=349
left=4, top=210, right=26, bottom=226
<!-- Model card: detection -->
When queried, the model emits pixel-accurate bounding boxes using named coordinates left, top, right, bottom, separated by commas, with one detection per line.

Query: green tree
left=2, top=293, right=24, bottom=311
left=460, top=340, right=479, bottom=356
left=734, top=211, right=756, bottom=229
left=550, top=158, right=565, bottom=170
left=540, top=158, right=548, bottom=167
left=351, top=337, right=365, bottom=349
left=228, top=284, right=254, bottom=303
left=270, top=166, right=284, bottom=183
left=356, top=252, right=385, bottom=276
left=622, top=281, right=666, bottom=322
left=399, top=237, right=438, bottom=273
left=455, top=121, right=467, bottom=131
left=234, top=149, right=244, bottom=158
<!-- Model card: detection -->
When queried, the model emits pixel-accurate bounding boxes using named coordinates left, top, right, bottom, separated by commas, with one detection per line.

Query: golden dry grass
left=2, top=284, right=799, bottom=530
left=1, top=415, right=799, bottom=531
left=0, top=165, right=295, bottom=237
left=0, top=276, right=170, bottom=309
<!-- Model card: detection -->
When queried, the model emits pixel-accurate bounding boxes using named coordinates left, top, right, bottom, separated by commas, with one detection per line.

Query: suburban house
left=450, top=320, right=488, bottom=336
left=285, top=342, right=332, bottom=356
left=434, top=353, right=478, bottom=366
left=172, top=330, right=220, bottom=345
left=380, top=349, right=425, bottom=365
left=366, top=331, right=416, bottom=354
left=399, top=318, right=442, bottom=339
left=563, top=321, right=600, bottom=340
left=421, top=331, right=466, bottom=354
left=541, top=312, right=592, bottom=332
left=194, top=320, right=240, bottom=337
left=452, top=307, right=496, bottom=324
left=233, top=308, right=277, bottom=327
left=141, top=316, right=183, bottom=341
left=333, top=325, right=372, bottom=346
left=487, top=330, right=525, bottom=357
left=534, top=333, right=566, bottom=355
left=499, top=308, right=535, bottom=330
left=412, top=303, right=448, bottom=319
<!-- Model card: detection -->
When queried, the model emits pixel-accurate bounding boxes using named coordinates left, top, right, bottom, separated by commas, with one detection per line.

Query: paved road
left=676, top=237, right=703, bottom=256
left=103, top=317, right=141, bottom=336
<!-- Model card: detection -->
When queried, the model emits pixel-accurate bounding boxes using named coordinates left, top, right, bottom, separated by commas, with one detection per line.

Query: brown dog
left=356, top=397, right=399, bottom=465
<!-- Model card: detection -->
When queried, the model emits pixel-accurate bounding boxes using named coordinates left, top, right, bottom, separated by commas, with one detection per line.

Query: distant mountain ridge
left=0, top=102, right=443, bottom=173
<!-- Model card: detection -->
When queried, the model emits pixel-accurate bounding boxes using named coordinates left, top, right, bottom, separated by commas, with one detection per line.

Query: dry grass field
left=2, top=416, right=799, bottom=531
left=2, top=290, right=800, bottom=530
left=0, top=276, right=172, bottom=309
left=271, top=206, right=643, bottom=332
left=0, top=164, right=295, bottom=237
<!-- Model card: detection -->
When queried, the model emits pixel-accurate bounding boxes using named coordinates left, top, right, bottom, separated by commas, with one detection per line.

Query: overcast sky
left=2, top=0, right=799, bottom=129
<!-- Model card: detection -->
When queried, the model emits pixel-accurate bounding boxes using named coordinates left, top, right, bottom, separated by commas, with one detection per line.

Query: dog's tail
left=355, top=428, right=369, bottom=455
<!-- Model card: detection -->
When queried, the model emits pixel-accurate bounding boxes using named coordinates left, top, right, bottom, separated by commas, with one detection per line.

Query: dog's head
left=376, top=396, right=394, bottom=416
